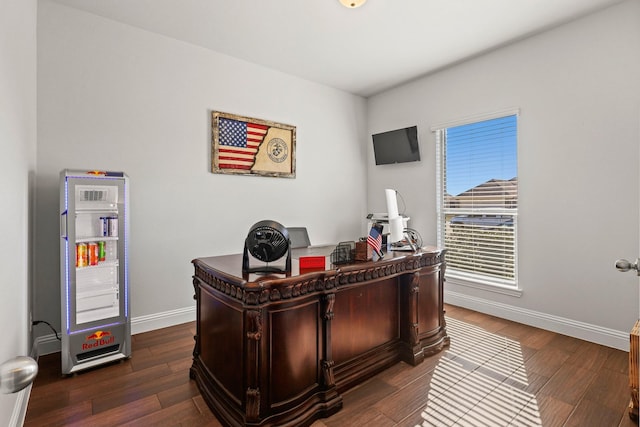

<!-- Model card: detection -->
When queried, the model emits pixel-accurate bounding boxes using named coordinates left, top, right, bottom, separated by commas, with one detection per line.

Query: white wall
left=35, top=0, right=640, bottom=356
left=367, top=0, right=640, bottom=349
left=35, top=1, right=368, bottom=343
left=0, top=0, right=37, bottom=424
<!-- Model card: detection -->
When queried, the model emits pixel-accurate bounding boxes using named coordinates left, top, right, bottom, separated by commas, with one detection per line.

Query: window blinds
left=436, top=114, right=518, bottom=285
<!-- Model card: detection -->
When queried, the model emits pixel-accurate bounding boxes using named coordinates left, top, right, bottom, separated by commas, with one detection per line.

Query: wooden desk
left=190, top=246, right=449, bottom=427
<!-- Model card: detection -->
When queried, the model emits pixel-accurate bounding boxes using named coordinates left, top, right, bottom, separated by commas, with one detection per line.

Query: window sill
left=445, top=273, right=523, bottom=297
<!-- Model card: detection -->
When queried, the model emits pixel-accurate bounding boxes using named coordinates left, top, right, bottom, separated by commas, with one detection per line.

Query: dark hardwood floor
left=25, top=304, right=638, bottom=426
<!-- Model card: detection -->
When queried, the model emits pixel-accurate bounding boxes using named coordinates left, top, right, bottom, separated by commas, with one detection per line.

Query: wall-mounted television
left=372, top=126, right=420, bottom=165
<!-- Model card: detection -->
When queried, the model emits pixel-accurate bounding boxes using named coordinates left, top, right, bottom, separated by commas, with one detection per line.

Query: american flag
left=217, top=117, right=269, bottom=170
left=367, top=224, right=383, bottom=256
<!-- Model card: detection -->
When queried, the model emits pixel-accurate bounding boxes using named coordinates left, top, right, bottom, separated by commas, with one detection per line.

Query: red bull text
left=83, top=330, right=114, bottom=350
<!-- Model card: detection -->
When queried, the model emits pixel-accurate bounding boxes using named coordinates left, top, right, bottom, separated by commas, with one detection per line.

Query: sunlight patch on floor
left=417, top=317, right=542, bottom=426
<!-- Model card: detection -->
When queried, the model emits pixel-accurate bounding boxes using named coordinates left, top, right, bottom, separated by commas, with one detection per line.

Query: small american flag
left=217, top=117, right=269, bottom=170
left=367, top=224, right=383, bottom=256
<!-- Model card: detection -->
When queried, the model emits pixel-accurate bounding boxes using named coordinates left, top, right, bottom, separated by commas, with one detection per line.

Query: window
left=434, top=111, right=518, bottom=290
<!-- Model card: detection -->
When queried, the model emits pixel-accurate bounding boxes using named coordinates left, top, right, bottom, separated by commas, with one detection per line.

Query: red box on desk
left=299, top=256, right=326, bottom=269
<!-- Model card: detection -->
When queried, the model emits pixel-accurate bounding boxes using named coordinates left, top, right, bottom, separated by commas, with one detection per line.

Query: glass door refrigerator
left=59, top=169, right=130, bottom=374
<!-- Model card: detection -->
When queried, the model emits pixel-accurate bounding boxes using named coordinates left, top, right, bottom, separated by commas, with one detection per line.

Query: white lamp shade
left=389, top=216, right=404, bottom=243
left=385, top=189, right=399, bottom=219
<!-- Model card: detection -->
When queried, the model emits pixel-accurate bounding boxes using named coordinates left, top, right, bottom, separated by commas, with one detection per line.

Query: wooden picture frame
left=211, top=111, right=296, bottom=178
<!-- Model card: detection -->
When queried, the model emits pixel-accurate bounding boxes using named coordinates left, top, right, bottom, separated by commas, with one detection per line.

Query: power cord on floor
left=33, top=320, right=61, bottom=341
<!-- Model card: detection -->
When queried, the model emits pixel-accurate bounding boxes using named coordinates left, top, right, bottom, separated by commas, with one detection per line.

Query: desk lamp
left=385, top=189, right=417, bottom=251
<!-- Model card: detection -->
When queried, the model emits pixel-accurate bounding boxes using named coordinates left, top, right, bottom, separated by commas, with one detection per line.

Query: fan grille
left=245, top=221, right=290, bottom=263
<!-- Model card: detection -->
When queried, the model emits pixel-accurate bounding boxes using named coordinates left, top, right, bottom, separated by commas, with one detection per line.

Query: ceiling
left=50, top=0, right=625, bottom=97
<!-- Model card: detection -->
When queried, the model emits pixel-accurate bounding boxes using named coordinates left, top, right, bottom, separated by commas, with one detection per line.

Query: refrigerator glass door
left=63, top=177, right=126, bottom=333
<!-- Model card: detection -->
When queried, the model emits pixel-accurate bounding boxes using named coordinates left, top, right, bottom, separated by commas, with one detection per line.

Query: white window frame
left=432, top=108, right=522, bottom=297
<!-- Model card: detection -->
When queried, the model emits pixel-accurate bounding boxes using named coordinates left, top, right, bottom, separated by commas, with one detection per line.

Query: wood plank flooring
left=25, top=305, right=638, bottom=426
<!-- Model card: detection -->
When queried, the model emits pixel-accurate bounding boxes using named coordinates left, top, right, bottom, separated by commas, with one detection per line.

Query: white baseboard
left=130, top=306, right=195, bottom=335
left=445, top=290, right=629, bottom=351
left=33, top=333, right=61, bottom=357
left=8, top=384, right=32, bottom=427
left=35, top=306, right=196, bottom=356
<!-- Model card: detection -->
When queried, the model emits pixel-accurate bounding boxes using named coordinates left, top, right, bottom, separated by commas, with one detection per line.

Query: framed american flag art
left=212, top=111, right=296, bottom=178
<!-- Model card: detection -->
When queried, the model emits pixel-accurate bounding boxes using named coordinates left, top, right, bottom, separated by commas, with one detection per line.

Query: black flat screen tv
left=372, top=126, right=420, bottom=165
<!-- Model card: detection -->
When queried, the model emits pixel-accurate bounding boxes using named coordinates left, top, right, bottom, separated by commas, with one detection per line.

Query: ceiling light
left=339, top=0, right=367, bottom=8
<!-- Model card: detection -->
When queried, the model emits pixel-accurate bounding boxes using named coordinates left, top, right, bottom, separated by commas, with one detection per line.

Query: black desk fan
left=242, top=220, right=291, bottom=274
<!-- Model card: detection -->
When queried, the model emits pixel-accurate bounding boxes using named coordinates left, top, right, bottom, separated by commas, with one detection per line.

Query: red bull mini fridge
left=60, top=169, right=131, bottom=374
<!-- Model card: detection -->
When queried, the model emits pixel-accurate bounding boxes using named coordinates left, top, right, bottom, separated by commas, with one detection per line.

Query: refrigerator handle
left=60, top=210, right=68, bottom=240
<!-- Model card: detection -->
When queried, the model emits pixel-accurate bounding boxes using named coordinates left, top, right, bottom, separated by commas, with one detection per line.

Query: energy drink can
left=98, top=241, right=106, bottom=262
left=76, top=243, right=87, bottom=267
left=100, top=217, right=108, bottom=236
left=100, top=216, right=118, bottom=237
left=88, top=242, right=99, bottom=266
left=108, top=217, right=118, bottom=237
